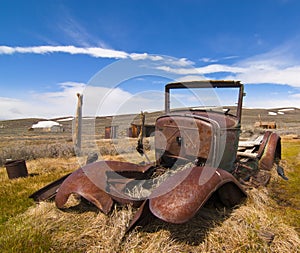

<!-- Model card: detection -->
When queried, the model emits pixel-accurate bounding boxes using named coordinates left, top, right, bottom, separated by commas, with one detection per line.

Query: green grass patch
left=0, top=214, right=53, bottom=253
left=0, top=159, right=76, bottom=225
left=269, top=139, right=300, bottom=234
left=0, top=177, right=35, bottom=224
left=0, top=158, right=78, bottom=253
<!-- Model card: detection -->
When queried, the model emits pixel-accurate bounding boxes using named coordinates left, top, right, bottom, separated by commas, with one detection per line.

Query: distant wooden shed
left=104, top=124, right=155, bottom=139
left=105, top=126, right=118, bottom=139
left=128, top=124, right=155, bottom=138
left=254, top=121, right=276, bottom=129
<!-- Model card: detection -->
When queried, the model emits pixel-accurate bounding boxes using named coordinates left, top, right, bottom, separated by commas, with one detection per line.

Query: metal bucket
left=5, top=159, right=28, bottom=179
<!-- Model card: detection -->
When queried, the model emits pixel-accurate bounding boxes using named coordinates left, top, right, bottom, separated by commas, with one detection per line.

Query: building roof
left=31, top=120, right=61, bottom=128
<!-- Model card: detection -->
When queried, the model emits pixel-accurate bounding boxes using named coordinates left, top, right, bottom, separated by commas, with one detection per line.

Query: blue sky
left=0, top=0, right=300, bottom=119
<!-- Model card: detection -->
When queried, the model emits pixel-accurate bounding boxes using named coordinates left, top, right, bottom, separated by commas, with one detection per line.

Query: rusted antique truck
left=31, top=80, right=283, bottom=231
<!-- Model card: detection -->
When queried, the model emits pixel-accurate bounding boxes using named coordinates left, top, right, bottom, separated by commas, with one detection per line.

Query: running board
left=29, top=173, right=71, bottom=202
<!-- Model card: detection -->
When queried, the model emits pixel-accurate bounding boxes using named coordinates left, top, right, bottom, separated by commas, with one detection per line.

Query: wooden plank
left=237, top=151, right=257, bottom=159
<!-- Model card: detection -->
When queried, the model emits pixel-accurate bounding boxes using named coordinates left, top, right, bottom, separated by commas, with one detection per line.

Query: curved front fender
left=55, top=167, right=114, bottom=214
left=149, top=166, right=246, bottom=224
left=55, top=160, right=153, bottom=213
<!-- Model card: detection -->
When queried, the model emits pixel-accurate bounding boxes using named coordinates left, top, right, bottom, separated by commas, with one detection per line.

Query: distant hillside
left=1, top=107, right=299, bottom=138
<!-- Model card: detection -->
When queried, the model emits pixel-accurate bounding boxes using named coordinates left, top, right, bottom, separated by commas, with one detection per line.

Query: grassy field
left=0, top=136, right=299, bottom=252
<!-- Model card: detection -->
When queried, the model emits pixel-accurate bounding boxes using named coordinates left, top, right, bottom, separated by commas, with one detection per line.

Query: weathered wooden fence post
left=74, top=93, right=83, bottom=155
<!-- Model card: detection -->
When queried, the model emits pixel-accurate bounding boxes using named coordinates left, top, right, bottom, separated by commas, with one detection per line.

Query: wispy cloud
left=129, top=53, right=163, bottom=61
left=224, top=42, right=300, bottom=87
left=3, top=43, right=299, bottom=88
left=199, top=57, right=219, bottom=63
left=54, top=6, right=110, bottom=48
left=199, top=56, right=239, bottom=63
left=156, top=64, right=244, bottom=75
left=157, top=41, right=300, bottom=88
left=0, top=45, right=129, bottom=59
left=0, top=45, right=188, bottom=69
left=0, top=45, right=196, bottom=69
left=226, top=65, right=300, bottom=87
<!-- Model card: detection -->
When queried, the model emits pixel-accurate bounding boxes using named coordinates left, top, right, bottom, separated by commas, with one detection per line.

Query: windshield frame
left=165, top=80, right=245, bottom=123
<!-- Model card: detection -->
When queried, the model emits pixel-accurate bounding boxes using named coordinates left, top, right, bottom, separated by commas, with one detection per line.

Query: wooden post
left=74, top=93, right=83, bottom=155
left=258, top=114, right=262, bottom=127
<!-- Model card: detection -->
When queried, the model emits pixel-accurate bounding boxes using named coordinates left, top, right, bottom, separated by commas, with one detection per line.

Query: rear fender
left=259, top=132, right=281, bottom=171
left=149, top=166, right=246, bottom=224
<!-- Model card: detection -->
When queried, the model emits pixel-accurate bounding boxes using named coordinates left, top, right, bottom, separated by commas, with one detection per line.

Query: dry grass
left=0, top=133, right=299, bottom=252
left=1, top=186, right=299, bottom=253
left=0, top=142, right=76, bottom=166
left=1, top=153, right=299, bottom=252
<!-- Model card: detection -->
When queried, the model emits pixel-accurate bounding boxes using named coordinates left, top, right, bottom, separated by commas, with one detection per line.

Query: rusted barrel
left=5, top=159, right=28, bottom=179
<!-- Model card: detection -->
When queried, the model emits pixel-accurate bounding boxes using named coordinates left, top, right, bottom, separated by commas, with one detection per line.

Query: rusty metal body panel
left=155, top=112, right=240, bottom=172
left=155, top=115, right=212, bottom=162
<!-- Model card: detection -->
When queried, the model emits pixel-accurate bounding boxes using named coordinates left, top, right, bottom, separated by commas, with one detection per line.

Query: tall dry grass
left=0, top=138, right=299, bottom=252
left=1, top=187, right=298, bottom=253
left=0, top=155, right=299, bottom=252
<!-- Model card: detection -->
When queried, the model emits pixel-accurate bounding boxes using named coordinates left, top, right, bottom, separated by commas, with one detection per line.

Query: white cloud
left=0, top=82, right=86, bottom=120
left=1, top=78, right=298, bottom=120
left=243, top=95, right=300, bottom=108
left=175, top=75, right=206, bottom=82
left=223, top=40, right=300, bottom=87
left=155, top=41, right=300, bottom=88
left=222, top=55, right=239, bottom=60
left=83, top=86, right=164, bottom=116
left=0, top=97, right=31, bottom=119
left=169, top=57, right=194, bottom=67
left=57, top=13, right=107, bottom=48
left=1, top=39, right=300, bottom=119
left=199, top=57, right=218, bottom=63
left=199, top=56, right=239, bottom=63
left=129, top=53, right=163, bottom=61
left=229, top=65, right=300, bottom=87
left=290, top=93, right=300, bottom=99
left=0, top=46, right=194, bottom=69
left=0, top=45, right=129, bottom=59
left=0, top=82, right=166, bottom=119
left=34, top=82, right=86, bottom=100
left=156, top=64, right=245, bottom=75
